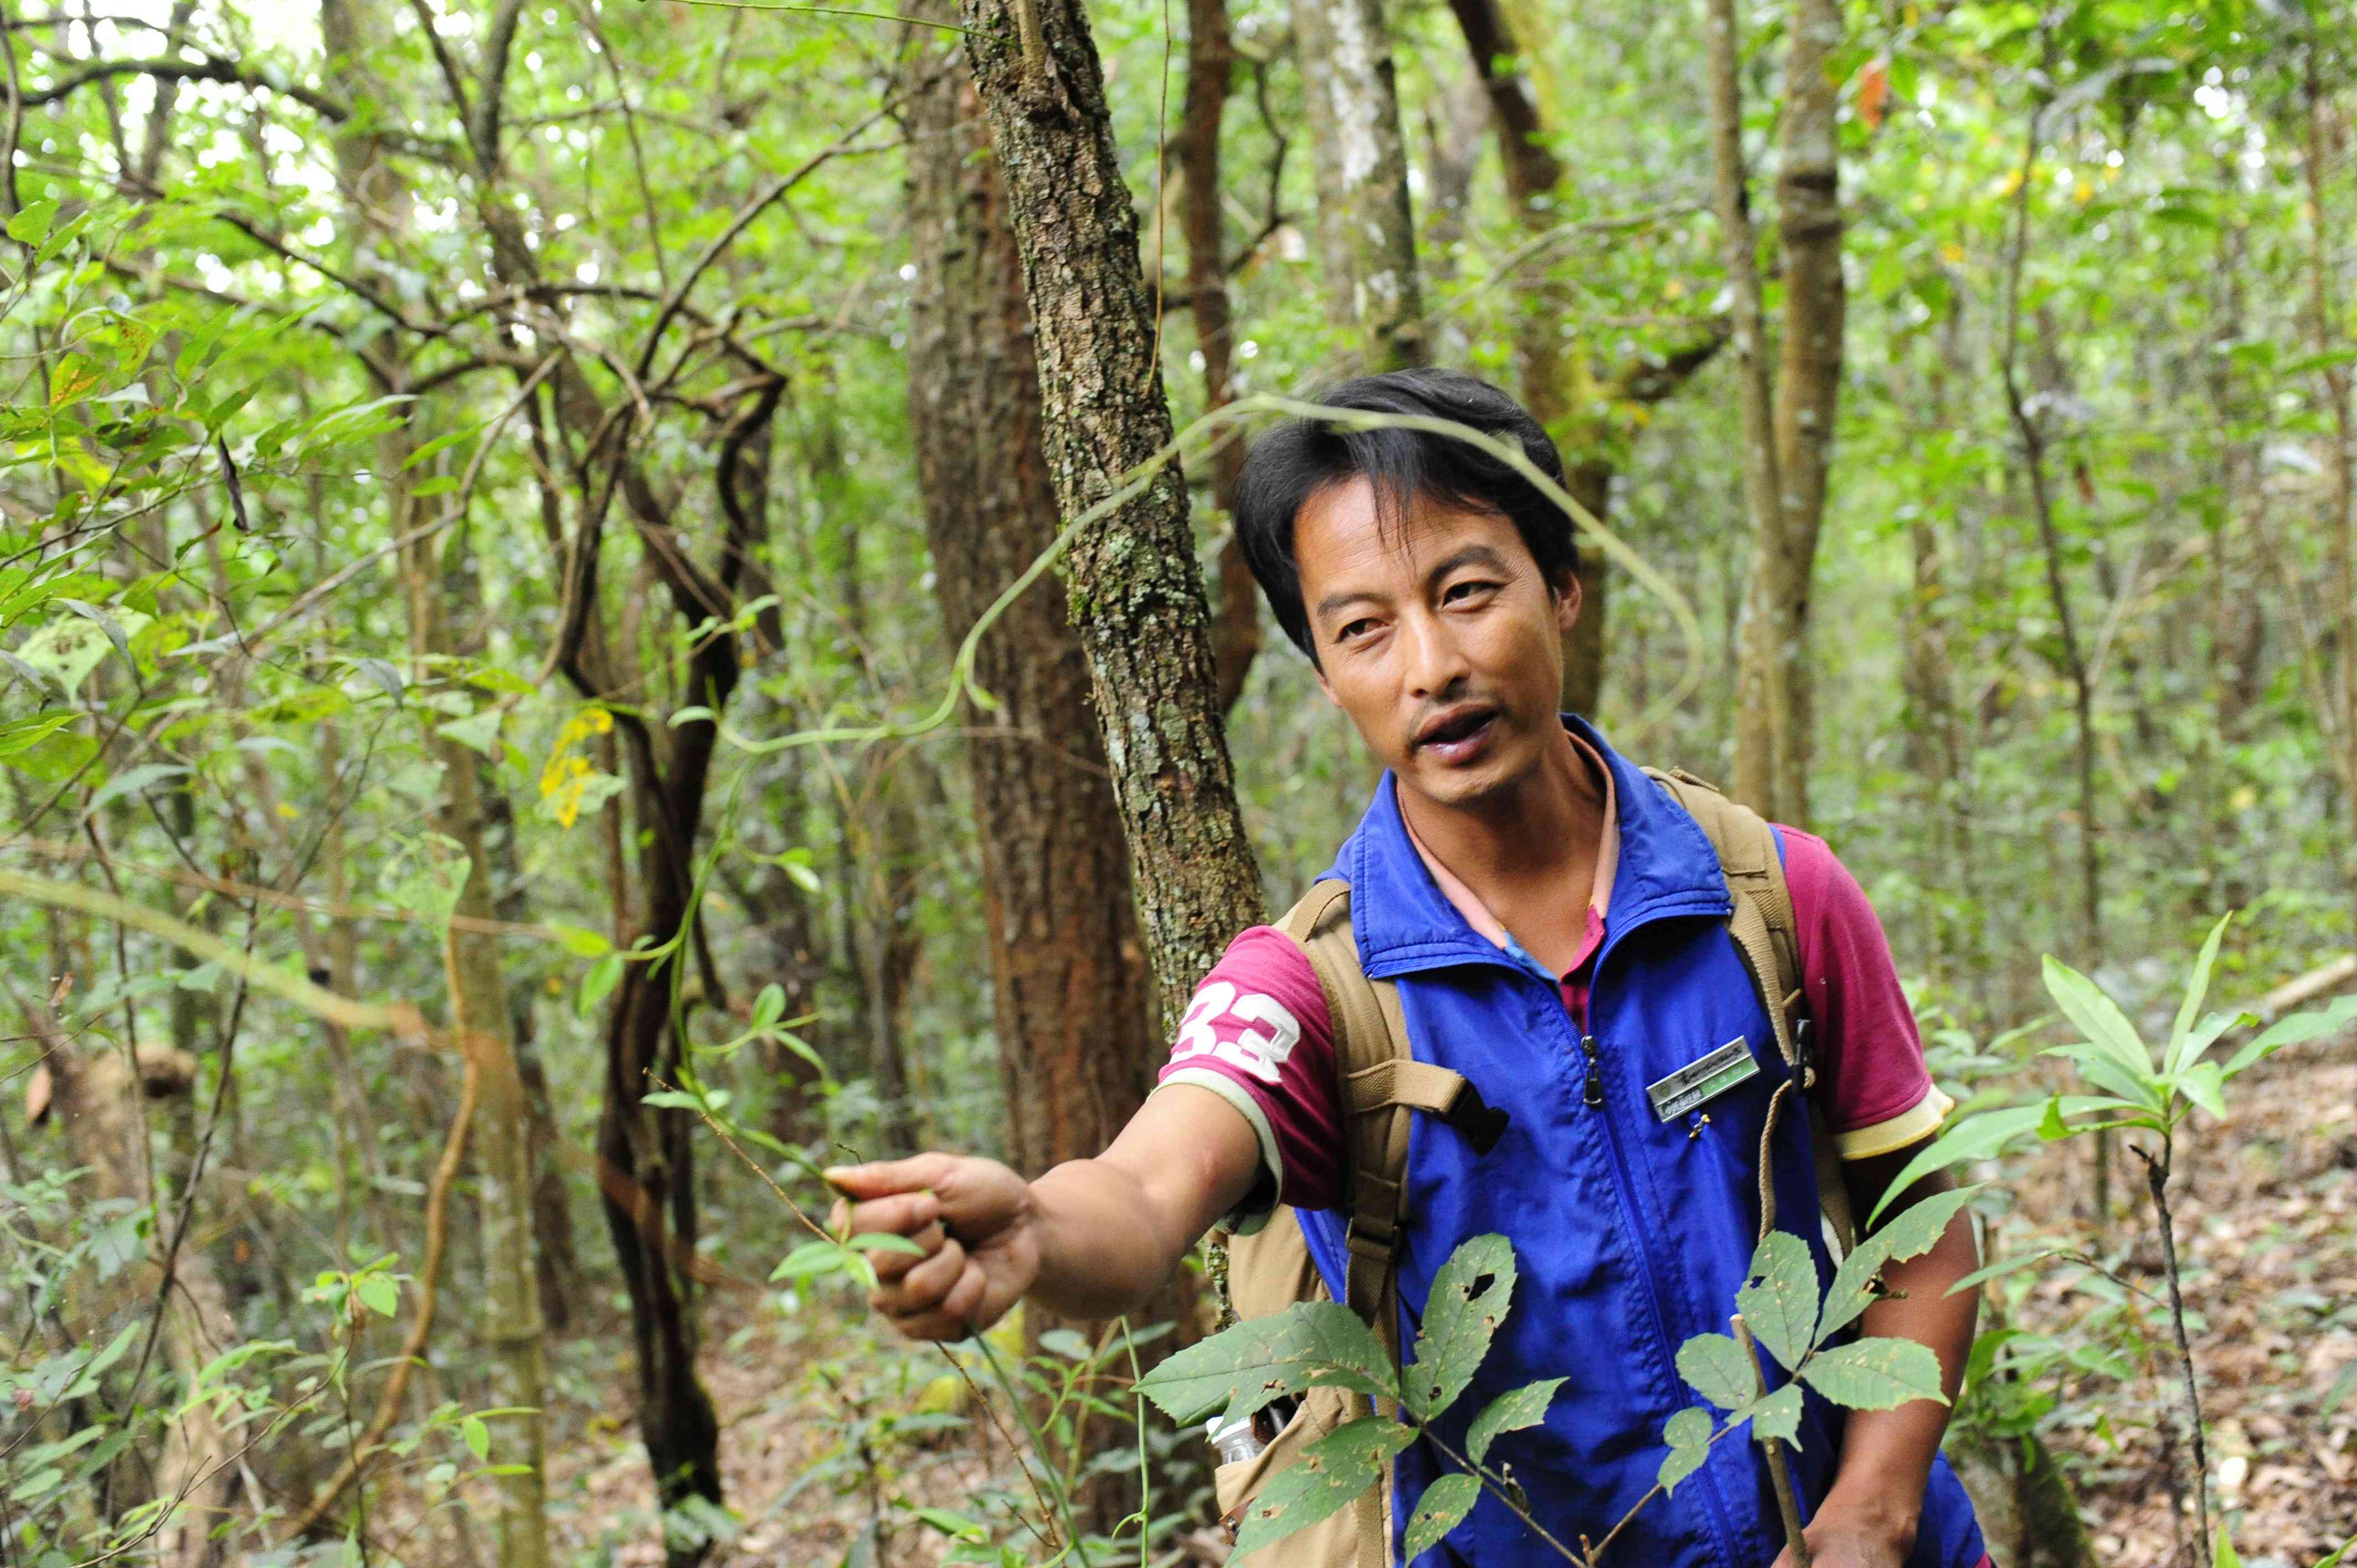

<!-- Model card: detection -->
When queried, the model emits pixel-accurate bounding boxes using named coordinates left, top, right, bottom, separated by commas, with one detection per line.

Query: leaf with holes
left=1733, top=1232, right=1816, bottom=1371
left=1404, top=1233, right=1516, bottom=1419
left=1677, top=1332, right=1758, bottom=1412
left=1736, top=1383, right=1804, bottom=1447
left=1656, top=1406, right=1713, bottom=1498
left=1135, top=1301, right=1397, bottom=1425
left=1465, top=1376, right=1562, bottom=1464
left=1401, top=1472, right=1479, bottom=1559
left=1799, top=1337, right=1947, bottom=1411
left=1228, top=1416, right=1414, bottom=1560
left=1819, top=1185, right=1982, bottom=1344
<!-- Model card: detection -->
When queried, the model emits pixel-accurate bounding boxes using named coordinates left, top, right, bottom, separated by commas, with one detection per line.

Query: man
left=827, top=370, right=1988, bottom=1566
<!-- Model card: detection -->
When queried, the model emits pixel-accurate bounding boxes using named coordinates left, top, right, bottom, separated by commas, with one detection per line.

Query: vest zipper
left=1579, top=1035, right=1604, bottom=1108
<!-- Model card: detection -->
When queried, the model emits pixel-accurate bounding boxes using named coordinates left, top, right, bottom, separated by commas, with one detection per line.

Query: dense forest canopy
left=3, top=0, right=2357, bottom=1561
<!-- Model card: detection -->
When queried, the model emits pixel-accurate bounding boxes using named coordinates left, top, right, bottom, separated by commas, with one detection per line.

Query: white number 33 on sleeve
left=1173, top=981, right=1302, bottom=1085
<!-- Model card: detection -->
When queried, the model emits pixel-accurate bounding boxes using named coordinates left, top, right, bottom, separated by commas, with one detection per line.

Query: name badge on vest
left=1646, top=1037, right=1761, bottom=1122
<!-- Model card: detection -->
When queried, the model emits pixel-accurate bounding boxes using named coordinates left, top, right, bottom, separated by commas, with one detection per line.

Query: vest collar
left=1329, top=714, right=1735, bottom=981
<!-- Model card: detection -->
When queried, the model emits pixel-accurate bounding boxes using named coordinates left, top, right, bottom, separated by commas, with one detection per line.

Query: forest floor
left=501, top=1035, right=2357, bottom=1568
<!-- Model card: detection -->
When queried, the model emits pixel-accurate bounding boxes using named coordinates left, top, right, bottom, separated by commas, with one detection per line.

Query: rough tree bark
left=1715, top=0, right=1846, bottom=824
left=318, top=2, right=548, bottom=1557
left=955, top=0, right=1268, bottom=1032
left=1289, top=0, right=1427, bottom=370
left=1181, top=0, right=1261, bottom=711
left=905, top=35, right=1162, bottom=1197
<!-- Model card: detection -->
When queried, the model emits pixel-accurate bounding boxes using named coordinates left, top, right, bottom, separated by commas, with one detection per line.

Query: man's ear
left=1553, top=571, right=1583, bottom=636
left=1313, top=656, right=1341, bottom=708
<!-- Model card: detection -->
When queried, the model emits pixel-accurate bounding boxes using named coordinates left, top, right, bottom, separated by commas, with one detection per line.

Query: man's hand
left=1768, top=1495, right=1915, bottom=1568
left=825, top=1153, right=1040, bottom=1342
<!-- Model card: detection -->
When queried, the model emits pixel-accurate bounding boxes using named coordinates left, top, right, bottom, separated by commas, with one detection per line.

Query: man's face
left=1294, top=477, right=1577, bottom=811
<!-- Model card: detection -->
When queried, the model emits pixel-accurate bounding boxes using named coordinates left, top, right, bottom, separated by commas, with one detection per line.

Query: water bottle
left=1205, top=1412, right=1264, bottom=1466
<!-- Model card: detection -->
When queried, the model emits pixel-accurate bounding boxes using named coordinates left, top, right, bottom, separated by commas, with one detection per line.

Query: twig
left=1732, top=1314, right=1810, bottom=1567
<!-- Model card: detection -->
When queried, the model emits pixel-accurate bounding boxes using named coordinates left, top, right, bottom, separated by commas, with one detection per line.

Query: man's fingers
left=870, top=1221, right=945, bottom=1282
left=822, top=1153, right=959, bottom=1201
left=836, top=1190, right=940, bottom=1241
left=881, top=1258, right=991, bottom=1343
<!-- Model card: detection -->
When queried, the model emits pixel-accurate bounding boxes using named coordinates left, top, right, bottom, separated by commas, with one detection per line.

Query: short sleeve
left=1152, top=925, right=1345, bottom=1225
left=1777, top=828, right=1954, bottom=1159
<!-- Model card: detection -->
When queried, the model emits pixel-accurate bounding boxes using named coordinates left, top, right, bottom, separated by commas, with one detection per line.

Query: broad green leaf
left=1135, top=1301, right=1397, bottom=1423
left=1946, top=1249, right=2067, bottom=1297
left=844, top=1232, right=926, bottom=1257
left=1676, top=1333, right=1758, bottom=1411
left=355, top=1273, right=400, bottom=1319
left=7, top=198, right=58, bottom=245
left=2217, top=1523, right=2241, bottom=1568
left=1656, top=1406, right=1713, bottom=1498
left=1401, top=1472, right=1479, bottom=1559
left=1404, top=1233, right=1516, bottom=1419
left=1036, top=1328, right=1093, bottom=1361
left=752, top=982, right=786, bottom=1033
left=1229, top=1416, right=1413, bottom=1560
left=913, top=1508, right=986, bottom=1542
left=49, top=355, right=104, bottom=406
left=2170, top=1011, right=2244, bottom=1077
left=2313, top=1534, right=2355, bottom=1568
left=437, top=708, right=504, bottom=758
left=578, top=953, right=623, bottom=1018
left=548, top=924, right=613, bottom=959
left=1797, top=1338, right=1947, bottom=1411
left=2043, top=1046, right=2164, bottom=1113
left=2176, top=1060, right=2225, bottom=1120
left=2222, top=995, right=2357, bottom=1078
left=59, top=600, right=132, bottom=667
left=771, top=1242, right=852, bottom=1282
left=1733, top=1232, right=1816, bottom=1371
left=1819, top=1186, right=1981, bottom=1343
left=1870, top=1103, right=2120, bottom=1223
left=2041, top=955, right=2153, bottom=1082
left=460, top=1415, right=489, bottom=1461
left=1465, top=1376, right=1562, bottom=1463
left=2165, top=915, right=2232, bottom=1074
left=83, top=763, right=189, bottom=818
left=1736, top=1383, right=1804, bottom=1446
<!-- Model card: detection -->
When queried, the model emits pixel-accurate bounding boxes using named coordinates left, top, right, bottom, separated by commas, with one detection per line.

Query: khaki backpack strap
left=1643, top=770, right=1859, bottom=1258
left=1278, top=880, right=1416, bottom=1568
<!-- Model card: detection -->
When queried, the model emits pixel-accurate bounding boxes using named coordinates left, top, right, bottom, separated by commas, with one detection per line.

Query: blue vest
left=1290, top=719, right=1985, bottom=1567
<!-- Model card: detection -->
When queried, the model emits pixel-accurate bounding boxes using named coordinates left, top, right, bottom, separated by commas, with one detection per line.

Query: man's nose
left=1401, top=611, right=1472, bottom=700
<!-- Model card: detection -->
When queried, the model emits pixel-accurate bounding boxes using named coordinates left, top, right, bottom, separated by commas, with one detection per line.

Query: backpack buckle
left=1793, top=1016, right=1816, bottom=1090
left=1442, top=1079, right=1510, bottom=1156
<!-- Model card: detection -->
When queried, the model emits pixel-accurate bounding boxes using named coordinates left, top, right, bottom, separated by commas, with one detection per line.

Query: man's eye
left=1336, top=618, right=1377, bottom=643
left=1444, top=580, right=1499, bottom=604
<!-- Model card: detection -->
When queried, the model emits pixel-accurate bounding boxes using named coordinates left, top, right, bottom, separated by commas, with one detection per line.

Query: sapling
left=1136, top=1193, right=1978, bottom=1566
left=1870, top=913, right=2357, bottom=1568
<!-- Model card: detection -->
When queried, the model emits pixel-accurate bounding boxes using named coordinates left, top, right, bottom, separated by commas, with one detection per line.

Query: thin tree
left=1291, top=0, right=1427, bottom=371
left=954, top=0, right=1268, bottom=1031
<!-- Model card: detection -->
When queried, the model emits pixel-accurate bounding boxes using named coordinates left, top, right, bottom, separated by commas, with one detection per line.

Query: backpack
left=1212, top=768, right=1858, bottom=1566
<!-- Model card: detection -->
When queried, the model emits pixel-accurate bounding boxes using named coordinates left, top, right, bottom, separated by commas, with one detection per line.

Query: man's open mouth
left=1414, top=705, right=1500, bottom=753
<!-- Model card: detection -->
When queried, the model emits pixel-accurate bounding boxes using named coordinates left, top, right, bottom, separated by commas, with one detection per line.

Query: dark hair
left=1231, top=368, right=1577, bottom=661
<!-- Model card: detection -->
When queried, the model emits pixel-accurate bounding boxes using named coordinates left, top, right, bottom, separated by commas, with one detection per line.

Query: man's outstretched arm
left=824, top=1083, right=1262, bottom=1340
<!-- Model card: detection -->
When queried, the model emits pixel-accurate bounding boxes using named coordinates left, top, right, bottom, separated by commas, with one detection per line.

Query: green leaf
left=8, top=198, right=58, bottom=245
left=59, top=599, right=131, bottom=668
left=2042, top=955, right=2153, bottom=1082
left=1656, top=1406, right=1713, bottom=1498
left=2217, top=1522, right=2241, bottom=1568
left=436, top=708, right=503, bottom=758
left=547, top=924, right=613, bottom=959
left=1401, top=1472, right=1479, bottom=1559
left=84, top=762, right=189, bottom=818
left=1733, top=1232, right=1817, bottom=1371
left=1819, top=1185, right=1982, bottom=1343
left=1135, top=1301, right=1398, bottom=1424
left=2176, top=1060, right=2225, bottom=1120
left=1228, top=1416, right=1413, bottom=1561
left=1797, top=1337, right=1948, bottom=1411
left=1736, top=1383, right=1804, bottom=1446
left=1465, top=1376, right=1562, bottom=1463
left=2313, top=1534, right=2356, bottom=1568
left=843, top=1232, right=925, bottom=1257
left=913, top=1508, right=987, bottom=1543
left=2222, top=994, right=2357, bottom=1078
left=2165, top=915, right=2232, bottom=1074
left=354, top=1273, right=400, bottom=1319
left=2170, top=1011, right=2244, bottom=1077
left=1036, top=1328, right=1093, bottom=1361
left=578, top=953, right=623, bottom=1018
left=460, top=1415, right=489, bottom=1461
left=1403, top=1233, right=1516, bottom=1419
left=1676, top=1333, right=1758, bottom=1411
left=0, top=712, right=73, bottom=760
left=771, top=1241, right=852, bottom=1282
left=1870, top=1104, right=2059, bottom=1223
left=752, top=982, right=786, bottom=1033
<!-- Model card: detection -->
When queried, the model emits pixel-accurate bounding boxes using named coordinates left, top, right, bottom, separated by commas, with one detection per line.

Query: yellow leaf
left=275, top=801, right=299, bottom=820
left=49, top=355, right=102, bottom=407
left=1941, top=243, right=1964, bottom=265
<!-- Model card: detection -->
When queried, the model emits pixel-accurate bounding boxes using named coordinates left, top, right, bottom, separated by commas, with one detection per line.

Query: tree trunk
left=2302, top=20, right=2357, bottom=945
left=318, top=2, right=548, bottom=1556
left=1704, top=0, right=1788, bottom=817
left=1289, top=0, right=1426, bottom=370
left=1182, top=0, right=1262, bottom=712
left=956, top=0, right=1268, bottom=1033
